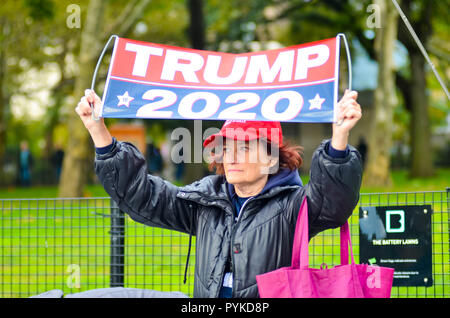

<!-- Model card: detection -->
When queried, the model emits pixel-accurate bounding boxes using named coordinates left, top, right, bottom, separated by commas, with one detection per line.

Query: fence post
left=447, top=187, right=450, bottom=216
left=110, top=199, right=125, bottom=287
left=447, top=187, right=449, bottom=204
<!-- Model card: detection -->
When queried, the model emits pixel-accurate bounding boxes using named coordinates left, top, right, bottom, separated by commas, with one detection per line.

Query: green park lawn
left=0, top=168, right=448, bottom=298
left=1, top=168, right=449, bottom=199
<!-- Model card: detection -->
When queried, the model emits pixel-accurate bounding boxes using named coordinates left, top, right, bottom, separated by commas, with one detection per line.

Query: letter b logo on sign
left=386, top=210, right=405, bottom=233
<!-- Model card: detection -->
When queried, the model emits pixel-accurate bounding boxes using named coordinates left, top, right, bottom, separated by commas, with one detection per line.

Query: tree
left=395, top=0, right=445, bottom=178
left=179, top=0, right=210, bottom=184
left=58, top=0, right=153, bottom=197
left=58, top=0, right=106, bottom=197
left=363, top=0, right=400, bottom=187
left=188, top=0, right=205, bottom=50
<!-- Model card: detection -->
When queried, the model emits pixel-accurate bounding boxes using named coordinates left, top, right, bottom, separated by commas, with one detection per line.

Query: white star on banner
left=117, top=91, right=134, bottom=108
left=308, top=93, right=326, bottom=110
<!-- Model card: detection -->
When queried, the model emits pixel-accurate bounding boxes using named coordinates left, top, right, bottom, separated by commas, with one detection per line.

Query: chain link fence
left=1, top=190, right=448, bottom=298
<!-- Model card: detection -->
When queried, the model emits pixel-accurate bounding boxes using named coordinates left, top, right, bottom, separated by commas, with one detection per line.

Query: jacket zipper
left=215, top=198, right=238, bottom=298
left=229, top=197, right=253, bottom=297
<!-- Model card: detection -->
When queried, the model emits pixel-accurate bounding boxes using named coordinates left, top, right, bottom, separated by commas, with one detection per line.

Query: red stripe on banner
left=110, top=37, right=337, bottom=89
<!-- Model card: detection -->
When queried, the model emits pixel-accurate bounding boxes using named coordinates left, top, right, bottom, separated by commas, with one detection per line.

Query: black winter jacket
left=94, top=138, right=363, bottom=298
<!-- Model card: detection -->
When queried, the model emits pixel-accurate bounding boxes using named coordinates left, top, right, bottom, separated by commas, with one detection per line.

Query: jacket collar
left=177, top=169, right=302, bottom=209
left=227, top=168, right=302, bottom=200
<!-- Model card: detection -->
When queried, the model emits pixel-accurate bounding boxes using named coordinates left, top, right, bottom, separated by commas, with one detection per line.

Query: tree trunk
left=188, top=0, right=205, bottom=51
left=0, top=18, right=8, bottom=183
left=363, top=0, right=400, bottom=187
left=409, top=51, right=434, bottom=177
left=183, top=0, right=207, bottom=184
left=396, top=0, right=435, bottom=177
left=58, top=0, right=105, bottom=197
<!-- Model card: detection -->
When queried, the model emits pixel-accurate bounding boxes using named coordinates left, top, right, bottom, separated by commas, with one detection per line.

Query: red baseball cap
left=203, top=120, right=283, bottom=148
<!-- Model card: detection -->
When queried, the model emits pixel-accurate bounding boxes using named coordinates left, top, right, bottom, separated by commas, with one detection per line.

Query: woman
left=76, top=89, right=363, bottom=298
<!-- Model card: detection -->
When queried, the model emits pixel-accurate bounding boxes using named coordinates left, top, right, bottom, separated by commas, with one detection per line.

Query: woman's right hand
left=75, top=89, right=104, bottom=131
left=75, top=89, right=113, bottom=147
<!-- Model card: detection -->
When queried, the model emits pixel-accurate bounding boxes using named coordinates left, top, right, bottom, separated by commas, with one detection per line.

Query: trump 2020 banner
left=98, top=36, right=344, bottom=122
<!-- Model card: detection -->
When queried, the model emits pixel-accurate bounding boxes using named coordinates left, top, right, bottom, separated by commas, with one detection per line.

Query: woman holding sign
left=76, top=88, right=362, bottom=298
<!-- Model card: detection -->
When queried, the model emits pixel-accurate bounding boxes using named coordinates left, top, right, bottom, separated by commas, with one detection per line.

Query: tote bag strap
left=291, top=198, right=356, bottom=268
left=291, top=197, right=310, bottom=269
left=340, top=221, right=356, bottom=265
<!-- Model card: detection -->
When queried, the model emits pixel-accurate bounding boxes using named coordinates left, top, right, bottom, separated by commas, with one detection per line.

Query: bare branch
left=102, top=0, right=153, bottom=41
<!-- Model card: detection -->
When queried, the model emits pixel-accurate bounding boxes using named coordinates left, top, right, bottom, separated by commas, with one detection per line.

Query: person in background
left=357, top=136, right=368, bottom=169
left=174, top=147, right=185, bottom=183
left=51, top=144, right=65, bottom=182
left=146, top=142, right=163, bottom=176
left=19, top=141, right=33, bottom=187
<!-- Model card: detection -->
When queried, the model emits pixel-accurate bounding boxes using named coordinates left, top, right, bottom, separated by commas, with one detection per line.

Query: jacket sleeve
left=303, top=139, right=363, bottom=238
left=94, top=138, right=196, bottom=235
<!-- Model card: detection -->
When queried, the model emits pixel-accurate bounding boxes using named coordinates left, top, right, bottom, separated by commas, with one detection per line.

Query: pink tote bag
left=256, top=198, right=394, bottom=298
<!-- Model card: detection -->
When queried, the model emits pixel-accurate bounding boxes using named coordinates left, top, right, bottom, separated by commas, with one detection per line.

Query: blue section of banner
left=101, top=79, right=336, bottom=122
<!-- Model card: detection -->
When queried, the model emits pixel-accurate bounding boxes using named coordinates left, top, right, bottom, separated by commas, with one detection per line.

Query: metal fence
left=0, top=190, right=448, bottom=298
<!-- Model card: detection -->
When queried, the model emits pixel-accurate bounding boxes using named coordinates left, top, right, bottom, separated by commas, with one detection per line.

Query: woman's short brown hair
left=208, top=139, right=303, bottom=175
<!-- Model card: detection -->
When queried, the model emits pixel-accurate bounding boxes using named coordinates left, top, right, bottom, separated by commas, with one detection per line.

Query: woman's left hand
left=331, top=89, right=362, bottom=150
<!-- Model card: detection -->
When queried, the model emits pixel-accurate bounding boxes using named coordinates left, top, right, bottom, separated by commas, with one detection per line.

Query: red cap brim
left=203, top=130, right=261, bottom=148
